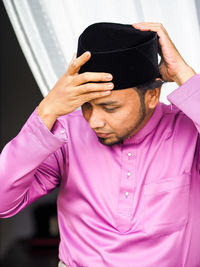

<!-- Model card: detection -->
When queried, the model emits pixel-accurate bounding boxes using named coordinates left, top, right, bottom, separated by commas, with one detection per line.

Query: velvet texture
left=77, top=22, right=160, bottom=90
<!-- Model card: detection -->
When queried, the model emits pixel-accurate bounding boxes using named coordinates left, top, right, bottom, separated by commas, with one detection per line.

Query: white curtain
left=3, top=0, right=200, bottom=103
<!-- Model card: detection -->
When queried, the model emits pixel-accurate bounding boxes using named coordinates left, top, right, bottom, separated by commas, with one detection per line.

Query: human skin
left=81, top=87, right=160, bottom=146
left=37, top=52, right=114, bottom=130
left=37, top=23, right=196, bottom=138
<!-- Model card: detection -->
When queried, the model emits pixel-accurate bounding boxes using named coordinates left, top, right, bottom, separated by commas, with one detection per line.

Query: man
left=0, top=22, right=199, bottom=267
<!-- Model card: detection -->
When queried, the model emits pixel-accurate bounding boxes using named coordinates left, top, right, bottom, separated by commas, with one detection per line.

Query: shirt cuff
left=167, top=74, right=200, bottom=106
left=26, top=108, right=68, bottom=151
left=167, top=74, right=200, bottom=123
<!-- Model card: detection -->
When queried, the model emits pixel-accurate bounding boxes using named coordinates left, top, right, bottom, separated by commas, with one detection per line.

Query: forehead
left=91, top=87, right=139, bottom=105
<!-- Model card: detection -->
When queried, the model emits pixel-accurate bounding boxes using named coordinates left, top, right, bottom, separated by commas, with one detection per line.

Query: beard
left=98, top=103, right=146, bottom=146
left=98, top=136, right=123, bottom=146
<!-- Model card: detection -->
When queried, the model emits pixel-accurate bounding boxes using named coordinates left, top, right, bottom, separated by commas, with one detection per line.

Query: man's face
left=82, top=88, right=150, bottom=146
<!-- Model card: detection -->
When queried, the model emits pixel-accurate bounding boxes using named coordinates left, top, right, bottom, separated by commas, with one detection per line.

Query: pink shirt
left=0, top=75, right=200, bottom=267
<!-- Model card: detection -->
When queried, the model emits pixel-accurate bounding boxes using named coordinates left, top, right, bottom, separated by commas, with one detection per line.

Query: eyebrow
left=96, top=101, right=119, bottom=106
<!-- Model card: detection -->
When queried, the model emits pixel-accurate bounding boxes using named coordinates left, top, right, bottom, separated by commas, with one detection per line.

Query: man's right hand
left=37, top=51, right=113, bottom=130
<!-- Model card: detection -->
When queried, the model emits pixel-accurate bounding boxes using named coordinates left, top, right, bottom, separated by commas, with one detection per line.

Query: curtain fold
left=3, top=0, right=200, bottom=103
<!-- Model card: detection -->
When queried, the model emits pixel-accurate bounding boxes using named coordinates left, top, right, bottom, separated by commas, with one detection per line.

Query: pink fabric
left=1, top=75, right=200, bottom=266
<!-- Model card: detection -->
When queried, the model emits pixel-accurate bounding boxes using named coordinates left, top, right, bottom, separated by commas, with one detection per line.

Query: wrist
left=173, top=65, right=196, bottom=86
left=37, top=101, right=58, bottom=131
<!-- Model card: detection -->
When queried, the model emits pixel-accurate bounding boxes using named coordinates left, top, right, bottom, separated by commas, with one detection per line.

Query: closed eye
left=103, top=107, right=119, bottom=112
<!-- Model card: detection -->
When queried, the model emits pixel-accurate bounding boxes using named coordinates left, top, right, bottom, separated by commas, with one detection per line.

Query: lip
left=95, top=132, right=111, bottom=138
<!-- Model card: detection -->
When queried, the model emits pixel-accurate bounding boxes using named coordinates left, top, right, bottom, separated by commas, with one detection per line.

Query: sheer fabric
left=3, top=0, right=200, bottom=103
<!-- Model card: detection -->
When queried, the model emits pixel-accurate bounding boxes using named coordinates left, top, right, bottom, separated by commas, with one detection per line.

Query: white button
left=127, top=172, right=131, bottom=176
left=125, top=192, right=129, bottom=197
left=128, top=152, right=132, bottom=157
left=60, top=130, right=65, bottom=134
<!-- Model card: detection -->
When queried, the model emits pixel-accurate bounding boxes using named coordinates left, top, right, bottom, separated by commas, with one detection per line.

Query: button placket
left=116, top=148, right=136, bottom=232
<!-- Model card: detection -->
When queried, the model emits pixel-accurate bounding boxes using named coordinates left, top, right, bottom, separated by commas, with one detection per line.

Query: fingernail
left=72, top=52, right=76, bottom=60
left=106, top=74, right=113, bottom=80
left=85, top=51, right=91, bottom=57
left=104, top=91, right=111, bottom=95
left=107, top=83, right=114, bottom=89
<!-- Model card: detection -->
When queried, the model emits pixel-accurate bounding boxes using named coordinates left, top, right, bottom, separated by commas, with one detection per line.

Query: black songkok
left=77, top=22, right=160, bottom=90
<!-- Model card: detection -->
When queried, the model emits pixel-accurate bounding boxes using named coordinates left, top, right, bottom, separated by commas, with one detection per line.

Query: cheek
left=107, top=110, right=133, bottom=129
left=109, top=108, right=140, bottom=130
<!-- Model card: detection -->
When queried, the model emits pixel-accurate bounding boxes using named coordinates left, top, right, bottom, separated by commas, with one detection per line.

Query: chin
left=98, top=136, right=123, bottom=146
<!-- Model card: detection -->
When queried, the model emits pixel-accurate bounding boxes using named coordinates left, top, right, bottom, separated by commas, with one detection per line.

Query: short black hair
left=134, top=78, right=165, bottom=115
left=135, top=78, right=165, bottom=100
left=136, top=78, right=164, bottom=90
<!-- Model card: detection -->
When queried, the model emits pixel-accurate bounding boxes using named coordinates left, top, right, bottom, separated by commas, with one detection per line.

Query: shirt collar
left=123, top=102, right=163, bottom=145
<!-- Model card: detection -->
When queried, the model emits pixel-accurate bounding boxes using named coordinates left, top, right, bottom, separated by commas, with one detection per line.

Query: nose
left=88, top=109, right=106, bottom=129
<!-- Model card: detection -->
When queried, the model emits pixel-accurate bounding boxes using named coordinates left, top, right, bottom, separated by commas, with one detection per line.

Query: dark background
left=0, top=1, right=43, bottom=149
left=0, top=2, right=59, bottom=266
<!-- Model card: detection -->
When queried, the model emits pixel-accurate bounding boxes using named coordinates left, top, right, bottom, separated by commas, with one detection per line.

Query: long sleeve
left=167, top=74, right=200, bottom=133
left=167, top=74, right=200, bottom=169
left=0, top=109, right=68, bottom=218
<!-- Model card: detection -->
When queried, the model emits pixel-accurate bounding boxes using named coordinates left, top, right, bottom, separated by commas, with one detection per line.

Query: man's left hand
left=132, top=22, right=196, bottom=85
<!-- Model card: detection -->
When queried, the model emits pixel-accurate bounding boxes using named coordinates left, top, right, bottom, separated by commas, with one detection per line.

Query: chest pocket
left=143, top=173, right=190, bottom=237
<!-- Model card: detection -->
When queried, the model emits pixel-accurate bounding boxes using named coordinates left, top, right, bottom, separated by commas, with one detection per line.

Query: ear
left=145, top=86, right=161, bottom=109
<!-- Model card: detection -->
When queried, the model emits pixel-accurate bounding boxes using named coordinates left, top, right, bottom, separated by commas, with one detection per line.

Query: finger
left=132, top=22, right=163, bottom=30
left=76, top=82, right=114, bottom=95
left=132, top=22, right=161, bottom=33
left=71, top=52, right=77, bottom=61
left=132, top=23, right=169, bottom=39
left=72, top=72, right=113, bottom=86
left=133, top=23, right=165, bottom=57
left=67, top=51, right=91, bottom=75
left=133, top=23, right=176, bottom=53
left=81, top=90, right=112, bottom=103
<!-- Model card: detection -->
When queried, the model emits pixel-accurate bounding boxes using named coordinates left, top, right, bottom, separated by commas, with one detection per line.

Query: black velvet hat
left=77, top=22, right=160, bottom=90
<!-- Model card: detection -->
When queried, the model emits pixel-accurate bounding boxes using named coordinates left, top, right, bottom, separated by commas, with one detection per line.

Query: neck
left=132, top=106, right=156, bottom=136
